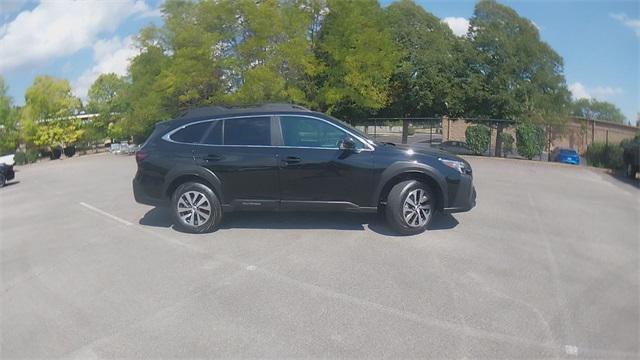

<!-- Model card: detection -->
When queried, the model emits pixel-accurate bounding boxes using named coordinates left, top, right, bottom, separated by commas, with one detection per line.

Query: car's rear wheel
left=172, top=182, right=222, bottom=233
left=385, top=180, right=434, bottom=235
left=0, top=173, right=5, bottom=188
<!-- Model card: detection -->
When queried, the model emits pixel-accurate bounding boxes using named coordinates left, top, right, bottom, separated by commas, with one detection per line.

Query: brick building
left=442, top=116, right=638, bottom=154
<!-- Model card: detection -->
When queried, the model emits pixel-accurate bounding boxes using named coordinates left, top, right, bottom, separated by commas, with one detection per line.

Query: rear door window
left=201, top=120, right=222, bottom=145
left=170, top=122, right=212, bottom=143
left=224, top=117, right=271, bottom=146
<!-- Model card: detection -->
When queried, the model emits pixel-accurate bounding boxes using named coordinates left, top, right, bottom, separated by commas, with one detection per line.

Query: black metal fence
left=347, top=117, right=443, bottom=147
left=347, top=117, right=548, bottom=160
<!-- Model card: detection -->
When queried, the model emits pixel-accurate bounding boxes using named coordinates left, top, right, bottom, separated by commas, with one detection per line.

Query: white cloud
left=569, top=82, right=591, bottom=100
left=0, top=0, right=154, bottom=74
left=442, top=17, right=469, bottom=37
left=591, top=86, right=624, bottom=98
left=530, top=20, right=541, bottom=31
left=72, top=36, right=138, bottom=100
left=610, top=13, right=640, bottom=37
left=569, top=82, right=624, bottom=101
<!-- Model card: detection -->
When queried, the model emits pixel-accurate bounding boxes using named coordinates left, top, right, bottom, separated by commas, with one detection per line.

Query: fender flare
left=372, top=161, right=448, bottom=209
left=163, top=165, right=223, bottom=201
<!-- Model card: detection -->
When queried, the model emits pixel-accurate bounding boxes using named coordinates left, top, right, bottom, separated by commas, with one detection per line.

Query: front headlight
left=439, top=158, right=466, bottom=174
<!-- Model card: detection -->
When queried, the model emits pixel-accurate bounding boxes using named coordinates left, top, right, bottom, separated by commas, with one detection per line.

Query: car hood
left=392, top=143, right=466, bottom=161
left=0, top=154, right=15, bottom=166
left=375, top=142, right=471, bottom=170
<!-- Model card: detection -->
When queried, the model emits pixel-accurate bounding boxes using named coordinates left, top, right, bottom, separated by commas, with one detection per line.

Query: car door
left=275, top=115, right=374, bottom=210
left=191, top=116, right=280, bottom=209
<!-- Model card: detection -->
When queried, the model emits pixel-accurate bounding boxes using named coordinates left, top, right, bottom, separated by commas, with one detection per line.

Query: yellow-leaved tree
left=21, top=76, right=83, bottom=152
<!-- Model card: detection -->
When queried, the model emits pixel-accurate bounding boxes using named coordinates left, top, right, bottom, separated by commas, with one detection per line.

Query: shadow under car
left=139, top=206, right=459, bottom=236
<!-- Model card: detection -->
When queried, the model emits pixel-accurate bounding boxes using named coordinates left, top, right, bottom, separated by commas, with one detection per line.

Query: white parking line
left=79, top=202, right=133, bottom=226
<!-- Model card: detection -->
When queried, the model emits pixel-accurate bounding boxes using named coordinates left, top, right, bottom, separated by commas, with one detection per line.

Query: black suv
left=133, top=104, right=475, bottom=235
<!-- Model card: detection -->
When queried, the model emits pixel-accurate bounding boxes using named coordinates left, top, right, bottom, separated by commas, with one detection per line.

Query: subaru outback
left=133, top=104, right=475, bottom=235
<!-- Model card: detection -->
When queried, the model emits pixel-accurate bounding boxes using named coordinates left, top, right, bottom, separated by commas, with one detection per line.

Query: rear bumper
left=133, top=176, right=167, bottom=207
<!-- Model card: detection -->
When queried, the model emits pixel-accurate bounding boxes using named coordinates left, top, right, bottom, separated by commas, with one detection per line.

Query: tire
left=385, top=180, right=435, bottom=235
left=171, top=182, right=222, bottom=233
left=0, top=173, right=5, bottom=188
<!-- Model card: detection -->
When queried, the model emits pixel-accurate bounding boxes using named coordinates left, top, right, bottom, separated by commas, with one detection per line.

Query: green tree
left=86, top=73, right=128, bottom=146
left=0, top=77, right=19, bottom=154
left=119, top=27, right=172, bottom=142
left=87, top=73, right=127, bottom=114
left=465, top=124, right=491, bottom=155
left=120, top=0, right=323, bottom=141
left=315, top=0, right=400, bottom=119
left=571, top=98, right=626, bottom=124
left=211, top=0, right=322, bottom=106
left=466, top=0, right=570, bottom=156
left=384, top=0, right=463, bottom=118
left=21, top=76, right=82, bottom=150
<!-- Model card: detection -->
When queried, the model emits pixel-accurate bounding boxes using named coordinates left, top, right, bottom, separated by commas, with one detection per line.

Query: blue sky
left=1, top=0, right=638, bottom=123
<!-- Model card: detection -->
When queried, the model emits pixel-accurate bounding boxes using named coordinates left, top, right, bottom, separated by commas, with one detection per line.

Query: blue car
left=551, top=148, right=580, bottom=165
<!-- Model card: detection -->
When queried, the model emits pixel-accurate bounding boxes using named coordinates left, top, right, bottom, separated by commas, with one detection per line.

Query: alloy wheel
left=402, top=188, right=431, bottom=228
left=176, top=190, right=211, bottom=227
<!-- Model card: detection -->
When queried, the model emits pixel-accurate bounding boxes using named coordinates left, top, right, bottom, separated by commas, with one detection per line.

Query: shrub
left=465, top=124, right=491, bottom=155
left=63, top=145, right=76, bottom=158
left=50, top=147, right=62, bottom=160
left=516, top=122, right=545, bottom=160
left=27, top=149, right=39, bottom=163
left=586, top=142, right=623, bottom=169
left=14, top=149, right=39, bottom=165
left=14, top=151, right=26, bottom=165
left=499, top=132, right=515, bottom=155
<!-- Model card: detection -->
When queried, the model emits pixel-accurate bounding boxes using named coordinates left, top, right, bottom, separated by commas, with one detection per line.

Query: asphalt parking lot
left=1, top=153, right=638, bottom=358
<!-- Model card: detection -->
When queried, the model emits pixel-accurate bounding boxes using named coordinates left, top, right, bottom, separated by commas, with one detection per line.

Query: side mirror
left=339, top=137, right=357, bottom=151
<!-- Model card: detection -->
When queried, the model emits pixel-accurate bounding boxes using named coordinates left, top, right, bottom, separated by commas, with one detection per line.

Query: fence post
left=402, top=119, right=409, bottom=144
left=429, top=120, right=433, bottom=144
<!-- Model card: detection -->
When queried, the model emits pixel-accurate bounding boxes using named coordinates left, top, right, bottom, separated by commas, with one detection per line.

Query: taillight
left=135, top=151, right=148, bottom=163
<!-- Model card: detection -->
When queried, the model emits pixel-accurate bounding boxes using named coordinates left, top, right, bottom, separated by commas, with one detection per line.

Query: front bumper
left=5, top=166, right=15, bottom=181
left=560, top=158, right=580, bottom=165
left=443, top=174, right=476, bottom=214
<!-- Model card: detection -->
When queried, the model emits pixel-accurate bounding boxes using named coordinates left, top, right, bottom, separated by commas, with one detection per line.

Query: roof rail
left=178, top=103, right=311, bottom=119
left=251, top=103, right=311, bottom=111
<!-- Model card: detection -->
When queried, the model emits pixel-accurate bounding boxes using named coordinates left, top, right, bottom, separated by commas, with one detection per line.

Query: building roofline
left=571, top=116, right=638, bottom=130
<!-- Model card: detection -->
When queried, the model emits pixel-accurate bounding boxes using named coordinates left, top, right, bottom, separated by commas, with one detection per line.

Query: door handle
left=193, top=150, right=222, bottom=162
left=281, top=156, right=301, bottom=167
left=203, top=154, right=222, bottom=162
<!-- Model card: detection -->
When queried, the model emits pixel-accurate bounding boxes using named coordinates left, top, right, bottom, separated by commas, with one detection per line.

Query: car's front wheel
left=0, top=173, right=5, bottom=188
left=171, top=182, right=222, bottom=233
left=385, top=180, right=434, bottom=235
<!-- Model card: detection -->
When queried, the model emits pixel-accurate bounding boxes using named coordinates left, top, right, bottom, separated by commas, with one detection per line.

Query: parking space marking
left=79, top=202, right=133, bottom=226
